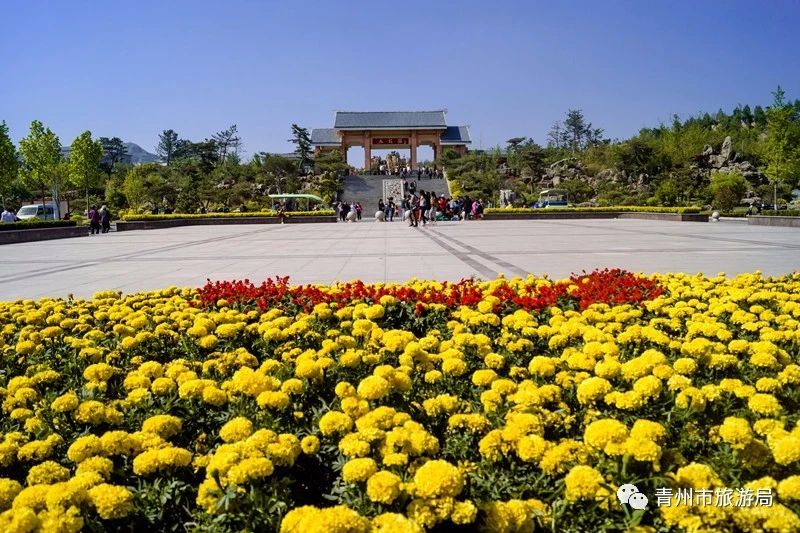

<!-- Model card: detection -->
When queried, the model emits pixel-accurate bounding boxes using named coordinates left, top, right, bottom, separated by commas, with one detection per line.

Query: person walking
left=88, top=206, right=101, bottom=234
left=409, top=194, right=419, bottom=227
left=355, top=202, right=363, bottom=221
left=418, top=190, right=428, bottom=226
left=99, top=205, right=112, bottom=233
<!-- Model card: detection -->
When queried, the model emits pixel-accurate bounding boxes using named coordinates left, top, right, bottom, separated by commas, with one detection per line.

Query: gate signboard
left=372, top=138, right=409, bottom=146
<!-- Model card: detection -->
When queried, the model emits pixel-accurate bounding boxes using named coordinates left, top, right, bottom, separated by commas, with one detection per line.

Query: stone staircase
left=340, top=175, right=450, bottom=216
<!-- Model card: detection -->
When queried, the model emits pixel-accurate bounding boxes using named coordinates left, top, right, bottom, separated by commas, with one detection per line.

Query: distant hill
left=61, top=141, right=160, bottom=165
left=124, top=142, right=160, bottom=164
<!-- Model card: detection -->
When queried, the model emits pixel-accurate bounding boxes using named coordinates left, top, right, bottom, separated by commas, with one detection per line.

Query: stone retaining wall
left=0, top=226, right=88, bottom=245
left=116, top=216, right=337, bottom=231
left=747, top=215, right=800, bottom=228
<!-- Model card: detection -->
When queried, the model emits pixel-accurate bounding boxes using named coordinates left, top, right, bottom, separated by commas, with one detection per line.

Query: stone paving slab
left=0, top=219, right=797, bottom=300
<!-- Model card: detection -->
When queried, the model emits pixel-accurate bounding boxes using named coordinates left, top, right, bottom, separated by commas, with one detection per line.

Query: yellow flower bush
left=0, top=272, right=800, bottom=530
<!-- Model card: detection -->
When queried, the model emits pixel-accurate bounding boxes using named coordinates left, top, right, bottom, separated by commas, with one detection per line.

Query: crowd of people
left=335, top=192, right=485, bottom=225
left=1, top=207, right=20, bottom=223
left=373, top=164, right=444, bottom=180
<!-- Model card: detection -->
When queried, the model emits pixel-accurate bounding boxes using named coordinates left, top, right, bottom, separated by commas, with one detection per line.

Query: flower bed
left=122, top=210, right=335, bottom=221
left=485, top=206, right=702, bottom=215
left=2, top=270, right=800, bottom=531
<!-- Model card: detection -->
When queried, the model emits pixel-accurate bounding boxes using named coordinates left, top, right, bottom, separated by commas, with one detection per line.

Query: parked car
left=16, top=204, right=57, bottom=221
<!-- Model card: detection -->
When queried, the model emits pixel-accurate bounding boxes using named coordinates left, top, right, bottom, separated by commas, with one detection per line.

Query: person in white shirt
left=1, top=208, right=17, bottom=223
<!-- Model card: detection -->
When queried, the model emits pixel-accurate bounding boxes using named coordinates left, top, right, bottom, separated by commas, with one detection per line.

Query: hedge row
left=0, top=220, right=78, bottom=232
left=484, top=206, right=702, bottom=214
left=122, top=210, right=335, bottom=221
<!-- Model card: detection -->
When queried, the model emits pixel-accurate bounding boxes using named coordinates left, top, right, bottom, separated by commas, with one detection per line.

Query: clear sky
left=2, top=0, right=799, bottom=162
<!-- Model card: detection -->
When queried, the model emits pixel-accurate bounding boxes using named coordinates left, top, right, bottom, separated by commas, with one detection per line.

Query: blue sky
left=2, top=0, right=799, bottom=163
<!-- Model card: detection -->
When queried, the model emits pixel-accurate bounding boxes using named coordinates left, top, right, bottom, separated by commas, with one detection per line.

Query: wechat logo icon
left=617, top=484, right=648, bottom=510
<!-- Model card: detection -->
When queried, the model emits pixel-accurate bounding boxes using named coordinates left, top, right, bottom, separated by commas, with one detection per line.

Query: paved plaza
left=0, top=219, right=798, bottom=300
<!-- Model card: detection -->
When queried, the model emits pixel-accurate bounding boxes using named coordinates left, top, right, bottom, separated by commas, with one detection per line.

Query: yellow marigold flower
left=441, top=358, right=467, bottom=376
left=26, top=460, right=70, bottom=485
left=771, top=436, right=800, bottom=465
left=83, top=363, right=117, bottom=382
left=564, top=465, right=605, bottom=501
left=778, top=476, right=800, bottom=502
left=718, top=417, right=754, bottom=449
left=51, top=391, right=80, bottom=413
left=371, top=512, right=423, bottom=532
left=366, top=471, right=402, bottom=504
left=584, top=419, right=628, bottom=452
left=746, top=387, right=780, bottom=412
left=412, top=460, right=464, bottom=498
left=88, top=483, right=134, bottom=519
left=198, top=334, right=218, bottom=350
left=319, top=411, right=353, bottom=436
left=517, top=435, right=552, bottom=462
left=257, top=390, right=291, bottom=410
left=673, top=358, right=698, bottom=375
left=342, top=457, right=378, bottom=483
left=150, top=377, right=177, bottom=396
left=424, top=370, right=443, bottom=383
left=576, top=377, right=612, bottom=405
left=472, top=369, right=498, bottom=387
left=132, top=446, right=192, bottom=475
left=630, top=420, right=667, bottom=443
left=227, top=457, right=275, bottom=485
left=301, top=435, right=320, bottom=455
left=280, top=505, right=370, bottom=533
left=141, top=414, right=182, bottom=439
left=0, top=478, right=22, bottom=510
left=356, top=375, right=391, bottom=401
left=219, top=417, right=254, bottom=443
left=451, top=500, right=478, bottom=525
left=671, top=462, right=723, bottom=489
left=76, top=456, right=114, bottom=479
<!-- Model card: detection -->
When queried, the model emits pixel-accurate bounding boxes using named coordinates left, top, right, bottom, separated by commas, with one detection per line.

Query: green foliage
left=122, top=210, right=334, bottom=221
left=763, top=86, right=800, bottom=187
left=18, top=120, right=63, bottom=200
left=157, top=129, right=180, bottom=166
left=709, top=171, right=748, bottom=211
left=484, top=206, right=701, bottom=214
left=290, top=124, right=313, bottom=172
left=0, top=121, right=18, bottom=205
left=653, top=178, right=680, bottom=206
left=122, top=164, right=174, bottom=209
left=0, top=219, right=77, bottom=231
left=68, top=131, right=104, bottom=213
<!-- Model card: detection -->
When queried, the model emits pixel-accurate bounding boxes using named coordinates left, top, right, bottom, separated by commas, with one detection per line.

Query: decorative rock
left=374, top=211, right=386, bottom=221
left=346, top=211, right=357, bottom=222
left=711, top=211, right=720, bottom=221
left=720, top=136, right=733, bottom=161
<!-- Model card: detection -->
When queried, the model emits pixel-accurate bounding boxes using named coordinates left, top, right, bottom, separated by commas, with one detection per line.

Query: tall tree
left=0, top=121, right=18, bottom=208
left=289, top=124, right=312, bottom=173
left=18, top=120, right=62, bottom=213
left=213, top=125, right=241, bottom=163
left=99, top=137, right=128, bottom=175
left=763, top=86, right=800, bottom=188
left=547, top=122, right=564, bottom=149
left=157, top=129, right=179, bottom=166
left=68, top=131, right=104, bottom=214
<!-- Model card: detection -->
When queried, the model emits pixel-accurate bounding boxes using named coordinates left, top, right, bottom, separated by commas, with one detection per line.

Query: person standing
left=356, top=202, right=363, bottom=221
left=409, top=194, right=419, bottom=227
left=99, top=205, right=112, bottom=233
left=88, top=206, right=101, bottom=234
left=1, top=207, right=16, bottom=223
left=387, top=198, right=395, bottom=222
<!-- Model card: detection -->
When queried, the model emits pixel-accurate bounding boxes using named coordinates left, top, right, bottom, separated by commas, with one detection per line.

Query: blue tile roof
left=440, top=126, right=471, bottom=144
left=310, top=128, right=339, bottom=145
left=334, top=111, right=447, bottom=129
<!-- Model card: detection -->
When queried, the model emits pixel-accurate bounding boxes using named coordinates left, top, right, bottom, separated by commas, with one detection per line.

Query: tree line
left=443, top=87, right=800, bottom=210
left=0, top=122, right=347, bottom=216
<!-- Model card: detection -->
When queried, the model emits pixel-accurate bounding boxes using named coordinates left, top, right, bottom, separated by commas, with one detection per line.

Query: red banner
left=372, top=137, right=408, bottom=146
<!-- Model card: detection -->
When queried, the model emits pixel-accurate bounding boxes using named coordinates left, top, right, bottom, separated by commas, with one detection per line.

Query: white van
left=16, top=204, right=57, bottom=221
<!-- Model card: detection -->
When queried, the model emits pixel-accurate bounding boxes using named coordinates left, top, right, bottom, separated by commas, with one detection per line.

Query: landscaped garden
left=2, top=270, right=800, bottom=531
